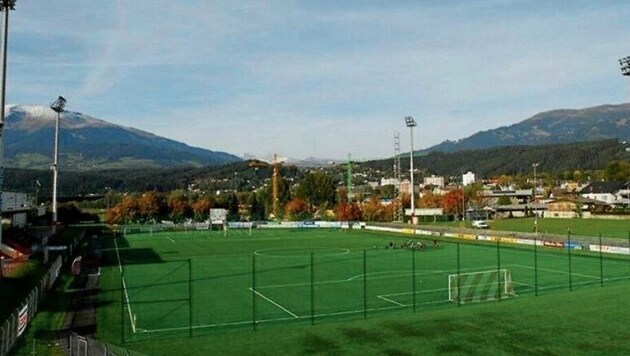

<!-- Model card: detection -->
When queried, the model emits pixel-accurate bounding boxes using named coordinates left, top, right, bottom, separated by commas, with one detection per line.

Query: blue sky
left=6, top=1, right=630, bottom=160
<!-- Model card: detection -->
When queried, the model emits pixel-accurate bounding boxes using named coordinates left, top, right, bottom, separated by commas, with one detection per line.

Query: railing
left=0, top=256, right=62, bottom=356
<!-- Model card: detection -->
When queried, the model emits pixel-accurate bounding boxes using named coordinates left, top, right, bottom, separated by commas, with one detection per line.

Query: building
left=546, top=197, right=609, bottom=218
left=380, top=178, right=400, bottom=186
left=580, top=181, right=630, bottom=206
left=423, top=175, right=445, bottom=188
left=462, top=171, right=475, bottom=186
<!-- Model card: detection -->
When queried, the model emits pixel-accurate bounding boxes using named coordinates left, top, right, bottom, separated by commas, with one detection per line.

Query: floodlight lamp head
left=50, top=96, right=66, bottom=113
left=620, top=56, right=630, bottom=76
left=0, top=0, right=16, bottom=11
left=404, top=116, right=417, bottom=127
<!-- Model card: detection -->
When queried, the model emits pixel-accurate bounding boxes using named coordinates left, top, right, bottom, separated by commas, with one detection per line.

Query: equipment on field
left=448, top=269, right=516, bottom=304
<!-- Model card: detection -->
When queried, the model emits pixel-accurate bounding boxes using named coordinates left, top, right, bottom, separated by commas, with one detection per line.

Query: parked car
left=471, top=220, right=489, bottom=229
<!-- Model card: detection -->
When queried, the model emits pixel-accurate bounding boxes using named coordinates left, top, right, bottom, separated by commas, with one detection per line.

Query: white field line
left=249, top=288, right=299, bottom=319
left=259, top=264, right=500, bottom=290
left=166, top=237, right=175, bottom=243
left=114, top=238, right=137, bottom=334
left=138, top=299, right=456, bottom=335
left=377, top=295, right=406, bottom=307
left=510, top=264, right=601, bottom=280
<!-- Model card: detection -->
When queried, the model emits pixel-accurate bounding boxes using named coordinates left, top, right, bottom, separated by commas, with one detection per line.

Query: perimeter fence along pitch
left=102, top=227, right=630, bottom=342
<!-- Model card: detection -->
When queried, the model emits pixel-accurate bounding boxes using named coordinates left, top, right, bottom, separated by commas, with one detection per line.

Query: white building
left=423, top=175, right=445, bottom=188
left=380, top=177, right=400, bottom=186
left=463, top=171, right=476, bottom=186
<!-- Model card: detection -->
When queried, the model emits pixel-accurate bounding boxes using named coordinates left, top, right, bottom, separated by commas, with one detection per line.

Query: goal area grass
left=95, top=226, right=630, bottom=351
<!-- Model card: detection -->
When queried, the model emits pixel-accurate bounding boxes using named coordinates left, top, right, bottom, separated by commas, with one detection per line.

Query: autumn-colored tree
left=138, top=191, right=163, bottom=222
left=362, top=197, right=394, bottom=222
left=119, top=195, right=140, bottom=223
left=285, top=198, right=311, bottom=221
left=105, top=205, right=124, bottom=224
left=335, top=201, right=363, bottom=221
left=442, top=189, right=463, bottom=216
left=168, top=192, right=191, bottom=222
left=361, top=197, right=382, bottom=222
left=400, top=192, right=411, bottom=209
left=191, top=196, right=214, bottom=222
left=419, top=191, right=442, bottom=208
left=347, top=203, right=363, bottom=221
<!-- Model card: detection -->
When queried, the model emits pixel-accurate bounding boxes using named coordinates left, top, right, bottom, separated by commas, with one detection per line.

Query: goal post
left=225, top=222, right=254, bottom=237
left=448, top=269, right=516, bottom=304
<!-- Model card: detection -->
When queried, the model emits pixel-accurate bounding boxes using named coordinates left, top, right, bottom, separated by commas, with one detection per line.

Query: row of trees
left=104, top=171, right=399, bottom=224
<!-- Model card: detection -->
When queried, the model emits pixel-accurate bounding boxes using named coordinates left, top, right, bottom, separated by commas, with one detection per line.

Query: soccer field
left=108, top=228, right=630, bottom=342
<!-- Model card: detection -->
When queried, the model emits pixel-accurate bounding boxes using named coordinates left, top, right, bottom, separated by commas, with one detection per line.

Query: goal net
left=448, top=269, right=516, bottom=304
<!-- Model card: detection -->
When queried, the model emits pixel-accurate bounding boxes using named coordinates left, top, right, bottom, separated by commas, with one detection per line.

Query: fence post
left=412, top=247, right=416, bottom=313
left=599, top=232, right=604, bottom=287
left=497, top=238, right=501, bottom=301
left=120, top=269, right=125, bottom=344
left=363, top=249, right=367, bottom=320
left=456, top=243, right=461, bottom=306
left=568, top=231, right=573, bottom=292
left=534, top=237, right=538, bottom=296
left=189, top=258, right=193, bottom=337
left=310, top=252, right=315, bottom=326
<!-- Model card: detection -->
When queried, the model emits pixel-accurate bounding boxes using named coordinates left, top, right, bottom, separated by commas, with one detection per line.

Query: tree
left=119, top=195, right=140, bottom=223
left=497, top=196, right=512, bottom=205
left=105, top=204, right=124, bottom=224
left=442, top=189, right=463, bottom=216
left=191, top=196, right=214, bottom=222
left=604, top=160, right=630, bottom=181
left=249, top=193, right=265, bottom=221
left=464, top=183, right=489, bottom=210
left=362, top=197, right=393, bottom=222
left=227, top=193, right=239, bottom=221
left=168, top=191, right=191, bottom=222
left=285, top=198, right=311, bottom=221
left=138, top=191, right=164, bottom=222
left=335, top=201, right=363, bottom=221
left=419, top=191, right=442, bottom=208
left=294, top=172, right=336, bottom=209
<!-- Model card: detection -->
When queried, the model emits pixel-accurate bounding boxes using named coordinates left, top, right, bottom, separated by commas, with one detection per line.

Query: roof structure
left=580, top=181, right=629, bottom=194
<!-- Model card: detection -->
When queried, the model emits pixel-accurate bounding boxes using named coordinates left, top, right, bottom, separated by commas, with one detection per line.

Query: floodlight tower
left=620, top=57, right=630, bottom=104
left=620, top=56, right=630, bottom=76
left=405, top=116, right=417, bottom=224
left=0, top=1, right=16, bottom=253
left=50, top=96, right=66, bottom=227
left=532, top=162, right=539, bottom=234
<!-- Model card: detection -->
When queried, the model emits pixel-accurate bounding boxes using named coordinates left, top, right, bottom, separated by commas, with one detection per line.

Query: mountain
left=3, top=105, right=242, bottom=170
left=423, top=103, right=630, bottom=154
left=239, top=153, right=336, bottom=167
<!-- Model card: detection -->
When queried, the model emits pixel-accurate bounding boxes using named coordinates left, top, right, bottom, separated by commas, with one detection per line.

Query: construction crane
left=246, top=155, right=282, bottom=220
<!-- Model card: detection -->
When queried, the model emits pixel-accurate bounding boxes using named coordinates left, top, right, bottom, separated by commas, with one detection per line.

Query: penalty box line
left=248, top=288, right=299, bottom=319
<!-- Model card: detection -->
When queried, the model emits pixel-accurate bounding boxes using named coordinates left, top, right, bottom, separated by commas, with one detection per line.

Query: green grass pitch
left=99, top=227, right=630, bottom=345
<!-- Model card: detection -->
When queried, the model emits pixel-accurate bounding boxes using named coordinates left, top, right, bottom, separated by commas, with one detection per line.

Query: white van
left=472, top=220, right=489, bottom=229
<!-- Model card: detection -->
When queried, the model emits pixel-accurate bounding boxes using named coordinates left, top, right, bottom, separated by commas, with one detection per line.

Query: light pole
left=532, top=162, right=539, bottom=234
left=405, top=116, right=417, bottom=224
left=50, top=96, right=66, bottom=228
left=0, top=0, right=16, bottom=254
